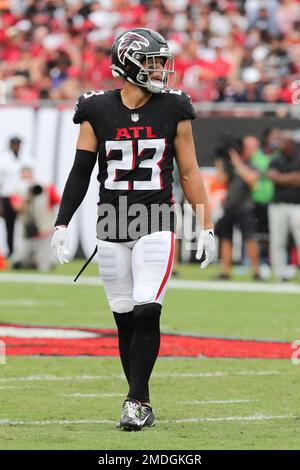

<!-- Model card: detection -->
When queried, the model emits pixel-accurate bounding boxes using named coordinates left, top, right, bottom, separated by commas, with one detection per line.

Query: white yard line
left=0, top=419, right=114, bottom=425
left=0, top=326, right=98, bottom=339
left=61, top=393, right=124, bottom=398
left=183, top=400, right=253, bottom=405
left=0, top=370, right=282, bottom=383
left=0, top=386, right=26, bottom=390
left=153, top=371, right=281, bottom=378
left=0, top=374, right=120, bottom=382
left=0, top=273, right=100, bottom=286
left=167, top=414, right=296, bottom=424
left=61, top=395, right=253, bottom=402
left=170, top=280, right=300, bottom=294
left=0, top=299, right=63, bottom=307
left=0, top=272, right=300, bottom=294
left=0, top=414, right=295, bottom=426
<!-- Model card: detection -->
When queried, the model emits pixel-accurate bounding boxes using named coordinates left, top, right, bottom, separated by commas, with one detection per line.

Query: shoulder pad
left=163, top=89, right=196, bottom=121
left=82, top=90, right=105, bottom=99
left=73, top=91, right=105, bottom=124
left=161, top=89, right=184, bottom=96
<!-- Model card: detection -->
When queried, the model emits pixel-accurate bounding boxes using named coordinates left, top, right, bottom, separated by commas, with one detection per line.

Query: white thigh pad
left=132, top=232, right=174, bottom=305
left=143, top=238, right=168, bottom=266
left=97, top=247, right=118, bottom=280
left=97, top=240, right=134, bottom=313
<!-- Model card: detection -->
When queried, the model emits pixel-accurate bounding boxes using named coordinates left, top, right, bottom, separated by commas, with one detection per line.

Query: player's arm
left=174, top=119, right=213, bottom=230
left=55, top=121, right=98, bottom=228
left=174, top=119, right=215, bottom=268
left=51, top=121, right=98, bottom=264
left=228, top=148, right=259, bottom=188
left=267, top=168, right=300, bottom=186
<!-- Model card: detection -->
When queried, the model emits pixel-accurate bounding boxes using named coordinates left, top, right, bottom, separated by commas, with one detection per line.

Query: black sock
left=113, top=311, right=134, bottom=385
left=128, top=303, right=162, bottom=403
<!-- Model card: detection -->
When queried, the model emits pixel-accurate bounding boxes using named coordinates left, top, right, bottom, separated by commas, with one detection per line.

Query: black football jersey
left=73, top=88, right=196, bottom=241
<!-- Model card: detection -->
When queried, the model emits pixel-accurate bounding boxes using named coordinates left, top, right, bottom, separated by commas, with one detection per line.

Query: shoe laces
left=123, top=400, right=141, bottom=419
left=141, top=404, right=151, bottom=418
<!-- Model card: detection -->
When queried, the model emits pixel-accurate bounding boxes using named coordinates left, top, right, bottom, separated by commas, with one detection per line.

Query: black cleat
left=119, top=399, right=142, bottom=432
left=140, top=404, right=156, bottom=428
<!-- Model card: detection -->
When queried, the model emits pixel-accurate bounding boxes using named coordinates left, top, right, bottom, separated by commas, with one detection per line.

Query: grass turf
left=0, top=262, right=299, bottom=449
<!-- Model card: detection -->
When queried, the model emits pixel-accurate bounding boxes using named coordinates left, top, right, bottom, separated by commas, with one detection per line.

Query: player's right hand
left=195, top=228, right=216, bottom=269
left=51, top=226, right=70, bottom=264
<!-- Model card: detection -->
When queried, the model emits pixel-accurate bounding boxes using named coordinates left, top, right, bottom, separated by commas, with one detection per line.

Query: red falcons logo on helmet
left=118, top=32, right=150, bottom=65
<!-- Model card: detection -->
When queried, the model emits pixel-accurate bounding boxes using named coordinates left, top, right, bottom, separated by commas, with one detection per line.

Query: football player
left=51, top=28, right=215, bottom=431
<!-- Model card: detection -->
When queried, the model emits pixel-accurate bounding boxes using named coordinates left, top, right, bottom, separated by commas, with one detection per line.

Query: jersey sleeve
left=73, top=95, right=87, bottom=124
left=177, top=91, right=196, bottom=121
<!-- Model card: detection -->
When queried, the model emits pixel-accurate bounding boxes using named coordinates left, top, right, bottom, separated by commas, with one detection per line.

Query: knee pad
left=110, top=298, right=134, bottom=314
left=133, top=303, right=162, bottom=331
left=133, top=285, right=157, bottom=304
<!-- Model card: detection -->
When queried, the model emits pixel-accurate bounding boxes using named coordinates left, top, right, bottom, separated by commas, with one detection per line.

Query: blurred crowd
left=1, top=0, right=300, bottom=102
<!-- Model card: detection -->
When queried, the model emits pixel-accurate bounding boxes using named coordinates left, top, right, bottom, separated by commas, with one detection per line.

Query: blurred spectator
left=267, top=135, right=300, bottom=281
left=11, top=166, right=61, bottom=271
left=262, top=83, right=282, bottom=104
left=0, top=0, right=299, bottom=103
left=0, top=136, right=33, bottom=254
left=263, top=34, right=293, bottom=83
left=250, top=128, right=282, bottom=264
left=275, top=0, right=300, bottom=35
left=214, top=135, right=261, bottom=279
left=249, top=7, right=277, bottom=36
left=234, top=67, right=263, bottom=102
left=245, top=0, right=279, bottom=35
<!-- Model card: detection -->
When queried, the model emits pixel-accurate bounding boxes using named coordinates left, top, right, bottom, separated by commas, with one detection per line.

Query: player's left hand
left=195, top=228, right=216, bottom=269
left=51, top=226, right=70, bottom=264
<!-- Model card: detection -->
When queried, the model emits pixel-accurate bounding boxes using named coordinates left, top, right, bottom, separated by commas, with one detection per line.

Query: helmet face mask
left=111, top=29, right=176, bottom=94
left=136, top=53, right=175, bottom=93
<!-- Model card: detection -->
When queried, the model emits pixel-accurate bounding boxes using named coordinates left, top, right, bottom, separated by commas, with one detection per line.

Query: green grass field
left=0, top=262, right=300, bottom=450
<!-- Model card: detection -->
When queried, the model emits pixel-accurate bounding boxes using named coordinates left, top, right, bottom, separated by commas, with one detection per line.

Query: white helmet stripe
left=118, top=32, right=149, bottom=65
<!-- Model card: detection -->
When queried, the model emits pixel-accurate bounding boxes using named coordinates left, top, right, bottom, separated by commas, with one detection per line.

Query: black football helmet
left=111, top=28, right=175, bottom=94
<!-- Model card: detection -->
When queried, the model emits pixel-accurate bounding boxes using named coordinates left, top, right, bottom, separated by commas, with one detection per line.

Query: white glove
left=51, top=226, right=70, bottom=264
left=195, top=228, right=216, bottom=269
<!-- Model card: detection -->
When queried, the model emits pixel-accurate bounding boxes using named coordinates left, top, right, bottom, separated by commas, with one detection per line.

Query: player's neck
left=120, top=82, right=152, bottom=110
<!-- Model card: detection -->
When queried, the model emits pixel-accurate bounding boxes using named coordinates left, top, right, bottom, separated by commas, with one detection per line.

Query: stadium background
left=0, top=0, right=300, bottom=451
left=1, top=0, right=300, bottom=259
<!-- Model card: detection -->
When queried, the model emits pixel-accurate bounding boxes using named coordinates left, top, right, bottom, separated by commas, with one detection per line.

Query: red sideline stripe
left=2, top=335, right=292, bottom=358
left=0, top=323, right=293, bottom=358
left=155, top=232, right=175, bottom=301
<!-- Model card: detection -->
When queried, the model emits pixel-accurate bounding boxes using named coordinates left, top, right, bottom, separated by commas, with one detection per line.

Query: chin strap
left=74, top=245, right=98, bottom=282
